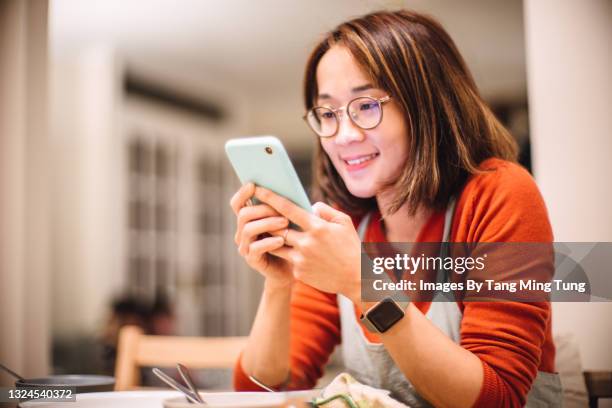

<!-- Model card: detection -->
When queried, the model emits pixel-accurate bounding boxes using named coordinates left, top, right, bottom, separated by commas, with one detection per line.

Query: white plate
left=20, top=390, right=320, bottom=408
left=20, top=390, right=179, bottom=407
left=164, top=390, right=319, bottom=407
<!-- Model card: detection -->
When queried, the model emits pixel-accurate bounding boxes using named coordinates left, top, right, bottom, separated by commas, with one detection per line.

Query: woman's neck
left=376, top=193, right=432, bottom=242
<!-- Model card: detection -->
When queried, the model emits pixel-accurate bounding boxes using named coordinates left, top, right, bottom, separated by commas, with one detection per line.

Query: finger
left=237, top=204, right=282, bottom=239
left=248, top=236, right=285, bottom=259
left=238, top=217, right=288, bottom=256
left=269, top=228, right=304, bottom=247
left=254, top=186, right=314, bottom=230
left=241, top=217, right=289, bottom=244
left=312, top=201, right=352, bottom=224
left=229, top=183, right=256, bottom=215
left=269, top=245, right=294, bottom=261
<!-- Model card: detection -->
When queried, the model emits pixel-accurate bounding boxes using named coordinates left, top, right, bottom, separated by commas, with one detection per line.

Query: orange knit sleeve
left=456, top=159, right=554, bottom=407
left=233, top=280, right=341, bottom=391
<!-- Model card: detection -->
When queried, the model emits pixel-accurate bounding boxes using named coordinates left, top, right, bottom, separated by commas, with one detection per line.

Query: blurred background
left=1, top=0, right=611, bottom=399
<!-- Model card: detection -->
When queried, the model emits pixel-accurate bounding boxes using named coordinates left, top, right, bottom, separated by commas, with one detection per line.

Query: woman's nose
left=334, top=113, right=365, bottom=145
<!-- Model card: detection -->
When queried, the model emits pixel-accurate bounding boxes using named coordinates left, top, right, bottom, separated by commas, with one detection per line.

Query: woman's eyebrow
left=317, top=84, right=375, bottom=101
left=351, top=83, right=374, bottom=93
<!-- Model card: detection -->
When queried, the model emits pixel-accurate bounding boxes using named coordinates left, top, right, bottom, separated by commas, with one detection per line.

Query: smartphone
left=225, top=136, right=313, bottom=214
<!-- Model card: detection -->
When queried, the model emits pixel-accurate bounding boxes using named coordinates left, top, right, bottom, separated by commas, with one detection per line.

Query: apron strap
left=442, top=197, right=456, bottom=244
left=436, top=198, right=456, bottom=287
left=357, top=211, right=371, bottom=241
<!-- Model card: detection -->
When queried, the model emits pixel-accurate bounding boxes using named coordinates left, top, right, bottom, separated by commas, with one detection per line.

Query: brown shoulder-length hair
left=304, top=10, right=518, bottom=217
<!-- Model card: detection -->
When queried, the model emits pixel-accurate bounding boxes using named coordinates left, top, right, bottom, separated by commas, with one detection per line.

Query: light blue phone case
left=225, top=136, right=313, bottom=213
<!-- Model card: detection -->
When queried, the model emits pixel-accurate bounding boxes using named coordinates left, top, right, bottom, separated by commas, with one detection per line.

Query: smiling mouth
left=343, top=153, right=379, bottom=166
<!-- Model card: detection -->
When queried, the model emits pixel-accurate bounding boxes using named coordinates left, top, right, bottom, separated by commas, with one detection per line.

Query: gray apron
left=338, top=202, right=563, bottom=407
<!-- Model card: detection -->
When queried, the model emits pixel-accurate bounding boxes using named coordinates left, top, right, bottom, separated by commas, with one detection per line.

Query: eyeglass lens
left=306, top=97, right=382, bottom=137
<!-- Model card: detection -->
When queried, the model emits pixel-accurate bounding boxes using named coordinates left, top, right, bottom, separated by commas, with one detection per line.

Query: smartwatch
left=360, top=297, right=408, bottom=333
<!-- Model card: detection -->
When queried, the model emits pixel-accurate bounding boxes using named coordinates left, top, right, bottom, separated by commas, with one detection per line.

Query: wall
left=49, top=48, right=123, bottom=337
left=0, top=0, right=50, bottom=380
left=49, top=47, right=254, bottom=339
left=525, top=0, right=612, bottom=370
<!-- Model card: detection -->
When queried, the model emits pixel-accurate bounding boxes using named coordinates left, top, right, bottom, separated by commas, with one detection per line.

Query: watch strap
left=360, top=298, right=409, bottom=333
left=360, top=312, right=380, bottom=333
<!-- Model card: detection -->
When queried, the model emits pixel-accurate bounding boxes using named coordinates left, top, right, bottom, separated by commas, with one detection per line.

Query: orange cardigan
left=234, top=158, right=555, bottom=407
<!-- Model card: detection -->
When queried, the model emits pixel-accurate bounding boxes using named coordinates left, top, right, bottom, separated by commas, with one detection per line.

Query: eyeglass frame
left=303, top=95, right=392, bottom=138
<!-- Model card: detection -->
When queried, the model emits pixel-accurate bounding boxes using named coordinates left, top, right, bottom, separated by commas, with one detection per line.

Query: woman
left=230, top=10, right=561, bottom=408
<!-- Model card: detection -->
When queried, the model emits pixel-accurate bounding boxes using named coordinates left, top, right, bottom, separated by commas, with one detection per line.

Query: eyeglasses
left=303, top=95, right=391, bottom=138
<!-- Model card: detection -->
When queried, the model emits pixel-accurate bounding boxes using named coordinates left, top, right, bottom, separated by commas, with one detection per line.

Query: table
left=20, top=390, right=319, bottom=407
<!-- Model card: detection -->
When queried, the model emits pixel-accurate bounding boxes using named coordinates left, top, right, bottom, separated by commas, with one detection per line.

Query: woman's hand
left=253, top=186, right=362, bottom=303
left=230, top=183, right=294, bottom=290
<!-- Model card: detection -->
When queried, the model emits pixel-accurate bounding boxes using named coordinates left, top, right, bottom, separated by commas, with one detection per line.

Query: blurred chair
left=114, top=325, right=247, bottom=390
left=584, top=371, right=612, bottom=408
left=555, top=332, right=612, bottom=408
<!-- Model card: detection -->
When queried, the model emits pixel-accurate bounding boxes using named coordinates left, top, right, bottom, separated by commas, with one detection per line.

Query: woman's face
left=316, top=46, right=409, bottom=199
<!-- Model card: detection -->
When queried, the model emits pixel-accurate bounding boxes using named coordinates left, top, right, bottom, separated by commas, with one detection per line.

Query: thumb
left=312, top=202, right=351, bottom=224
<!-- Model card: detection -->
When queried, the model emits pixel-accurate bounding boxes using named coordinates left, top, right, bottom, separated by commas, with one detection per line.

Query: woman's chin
left=346, top=185, right=377, bottom=199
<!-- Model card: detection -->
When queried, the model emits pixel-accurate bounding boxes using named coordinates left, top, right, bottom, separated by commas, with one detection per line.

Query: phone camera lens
left=265, top=147, right=273, bottom=154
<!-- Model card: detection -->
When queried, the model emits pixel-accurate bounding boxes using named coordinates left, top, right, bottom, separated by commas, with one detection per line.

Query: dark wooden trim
left=584, top=370, right=612, bottom=408
left=124, top=73, right=225, bottom=122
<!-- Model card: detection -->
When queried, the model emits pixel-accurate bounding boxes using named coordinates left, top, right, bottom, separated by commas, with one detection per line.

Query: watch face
left=368, top=298, right=404, bottom=333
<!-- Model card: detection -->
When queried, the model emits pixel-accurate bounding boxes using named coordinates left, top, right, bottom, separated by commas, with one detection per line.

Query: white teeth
left=346, top=153, right=378, bottom=165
